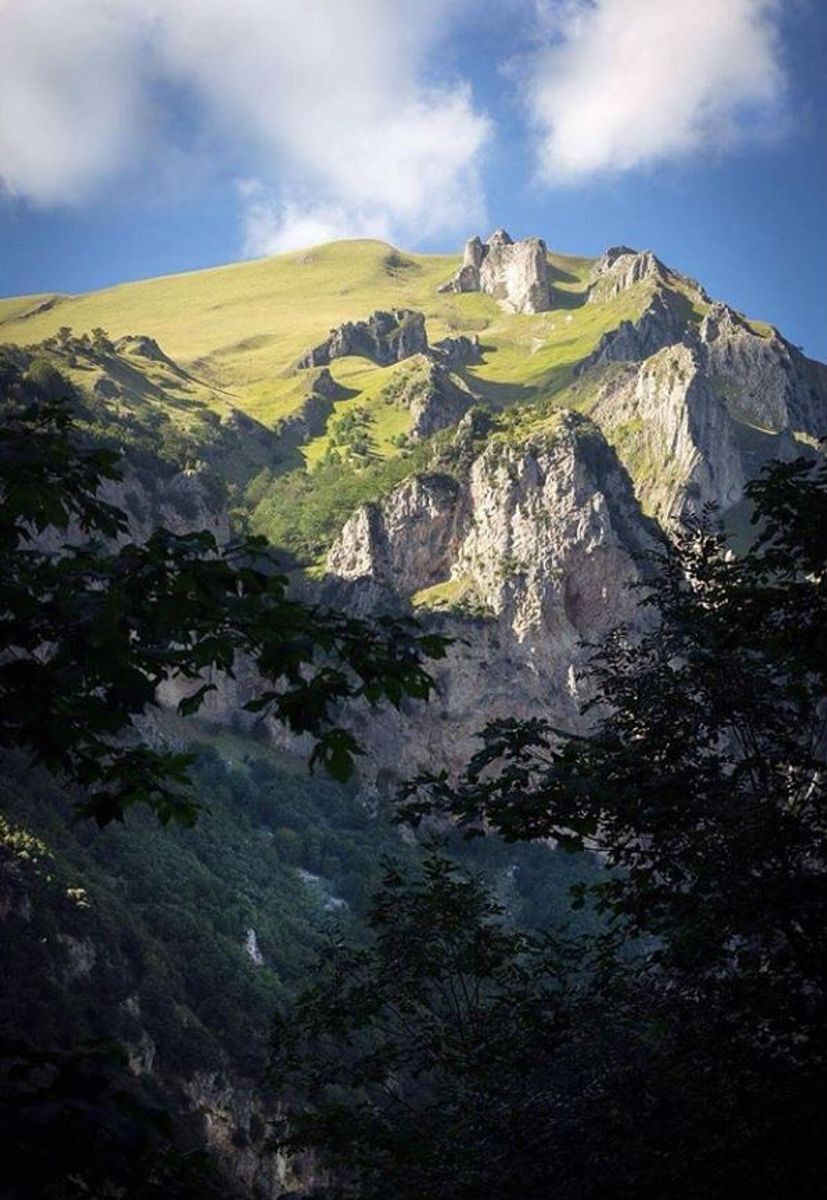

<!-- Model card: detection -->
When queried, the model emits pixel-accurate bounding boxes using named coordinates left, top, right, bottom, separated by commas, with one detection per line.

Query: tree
left=279, top=454, right=827, bottom=1199
left=0, top=376, right=447, bottom=825
left=271, top=850, right=582, bottom=1200
left=405, top=458, right=827, bottom=1004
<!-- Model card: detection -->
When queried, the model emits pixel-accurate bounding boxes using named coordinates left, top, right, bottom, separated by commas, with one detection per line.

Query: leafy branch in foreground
left=271, top=850, right=582, bottom=1200
left=0, top=389, right=447, bottom=825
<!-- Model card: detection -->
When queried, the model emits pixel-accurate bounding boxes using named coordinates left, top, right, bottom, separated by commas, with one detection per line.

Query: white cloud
left=0, top=0, right=152, bottom=204
left=527, top=0, right=785, bottom=181
left=0, top=0, right=490, bottom=249
left=238, top=189, right=393, bottom=257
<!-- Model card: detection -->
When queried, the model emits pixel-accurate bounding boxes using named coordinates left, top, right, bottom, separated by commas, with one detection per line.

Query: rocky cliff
left=5, top=227, right=827, bottom=1200
left=569, top=254, right=826, bottom=521
left=587, top=246, right=670, bottom=301
left=320, top=413, right=654, bottom=780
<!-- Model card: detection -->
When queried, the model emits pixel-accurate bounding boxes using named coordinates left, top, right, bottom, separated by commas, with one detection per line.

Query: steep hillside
left=0, top=725, right=599, bottom=1196
left=3, top=229, right=827, bottom=1196
left=0, top=238, right=638, bottom=427
left=3, top=228, right=825, bottom=787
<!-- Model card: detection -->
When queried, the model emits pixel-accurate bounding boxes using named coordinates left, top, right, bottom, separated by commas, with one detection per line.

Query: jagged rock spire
left=439, top=229, right=551, bottom=314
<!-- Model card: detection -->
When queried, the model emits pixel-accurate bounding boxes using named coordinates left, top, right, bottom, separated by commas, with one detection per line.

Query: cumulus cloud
left=0, top=0, right=152, bottom=204
left=527, top=0, right=785, bottom=181
left=0, top=0, right=489, bottom=249
left=238, top=186, right=393, bottom=257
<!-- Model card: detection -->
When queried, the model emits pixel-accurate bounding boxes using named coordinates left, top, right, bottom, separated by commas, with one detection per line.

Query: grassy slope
left=2, top=236, right=781, bottom=558
left=0, top=242, right=467, bottom=420
left=0, top=241, right=639, bottom=435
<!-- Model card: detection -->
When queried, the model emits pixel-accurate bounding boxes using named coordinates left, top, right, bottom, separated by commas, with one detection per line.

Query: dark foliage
left=271, top=850, right=585, bottom=1200
left=0, top=378, right=446, bottom=824
left=278, top=454, right=827, bottom=1199
left=0, top=1040, right=227, bottom=1199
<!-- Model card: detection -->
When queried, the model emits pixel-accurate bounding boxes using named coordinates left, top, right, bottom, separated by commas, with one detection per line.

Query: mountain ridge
left=2, top=232, right=825, bottom=782
left=2, top=228, right=827, bottom=1198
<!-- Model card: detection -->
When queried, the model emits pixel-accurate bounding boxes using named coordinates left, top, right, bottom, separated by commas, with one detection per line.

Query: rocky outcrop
left=439, top=229, right=551, bottom=314
left=431, top=333, right=483, bottom=368
left=183, top=1072, right=309, bottom=1199
left=583, top=297, right=827, bottom=520
left=388, top=359, right=477, bottom=441
left=322, top=414, right=654, bottom=780
left=588, top=246, right=668, bottom=301
left=99, top=467, right=230, bottom=544
left=298, top=309, right=428, bottom=369
left=578, top=286, right=690, bottom=373
left=593, top=344, right=747, bottom=521
left=244, top=927, right=264, bottom=966
left=328, top=473, right=465, bottom=603
left=695, top=302, right=827, bottom=436
left=275, top=369, right=347, bottom=452
left=114, top=334, right=169, bottom=362
left=451, top=415, right=651, bottom=640
left=308, top=366, right=344, bottom=398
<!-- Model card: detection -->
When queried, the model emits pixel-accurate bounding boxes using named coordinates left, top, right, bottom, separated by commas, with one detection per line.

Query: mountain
left=2, top=229, right=826, bottom=1196
left=5, top=228, right=822, bottom=780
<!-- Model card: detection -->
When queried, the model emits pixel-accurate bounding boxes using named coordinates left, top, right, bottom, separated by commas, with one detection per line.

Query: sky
left=0, top=0, right=825, bottom=358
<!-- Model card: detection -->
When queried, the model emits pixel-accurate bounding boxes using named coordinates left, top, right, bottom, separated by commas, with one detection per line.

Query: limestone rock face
left=103, top=468, right=230, bottom=544
left=586, top=305, right=825, bottom=521
left=579, top=287, right=689, bottom=372
left=321, top=414, right=654, bottom=781
left=328, top=473, right=465, bottom=599
left=298, top=309, right=428, bottom=368
left=439, top=416, right=651, bottom=646
left=593, top=344, right=747, bottom=521
left=402, top=361, right=478, bottom=440
left=696, top=303, right=827, bottom=436
left=439, top=229, right=551, bottom=314
left=588, top=246, right=668, bottom=301
left=183, top=1072, right=302, bottom=1200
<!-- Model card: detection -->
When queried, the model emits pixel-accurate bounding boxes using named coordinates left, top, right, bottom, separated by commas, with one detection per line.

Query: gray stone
left=587, top=247, right=668, bottom=301
left=439, top=229, right=551, bottom=314
left=430, top=333, right=482, bottom=368
left=298, top=309, right=428, bottom=369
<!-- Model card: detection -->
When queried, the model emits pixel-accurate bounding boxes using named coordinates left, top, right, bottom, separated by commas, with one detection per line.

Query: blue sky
left=1, top=0, right=825, bottom=359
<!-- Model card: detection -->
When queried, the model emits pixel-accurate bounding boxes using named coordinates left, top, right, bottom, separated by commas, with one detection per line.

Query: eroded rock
left=298, top=309, right=428, bottom=369
left=113, top=334, right=169, bottom=362
left=578, top=287, right=690, bottom=372
left=593, top=343, right=746, bottom=521
left=588, top=246, right=668, bottom=301
left=431, top=333, right=483, bottom=368
left=439, top=229, right=551, bottom=314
